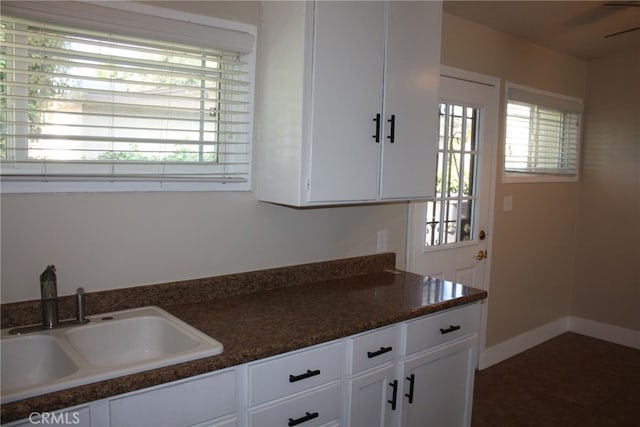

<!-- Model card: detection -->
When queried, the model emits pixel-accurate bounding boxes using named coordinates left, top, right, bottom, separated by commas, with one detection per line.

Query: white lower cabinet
left=398, top=335, right=478, bottom=427
left=346, top=364, right=395, bottom=427
left=247, top=341, right=343, bottom=427
left=108, top=368, right=237, bottom=427
left=247, top=341, right=342, bottom=408
left=346, top=303, right=481, bottom=427
left=6, top=303, right=481, bottom=427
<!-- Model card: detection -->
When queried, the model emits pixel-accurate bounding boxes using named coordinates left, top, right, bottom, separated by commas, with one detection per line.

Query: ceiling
left=443, top=1, right=640, bottom=60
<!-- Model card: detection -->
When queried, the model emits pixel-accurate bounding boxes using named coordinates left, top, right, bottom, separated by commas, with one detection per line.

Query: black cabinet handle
left=388, top=379, right=399, bottom=411
left=440, top=325, right=461, bottom=334
left=367, top=346, right=393, bottom=359
left=387, top=114, right=396, bottom=143
left=288, top=412, right=319, bottom=427
left=373, top=113, right=381, bottom=143
left=289, top=369, right=321, bottom=383
left=405, top=373, right=415, bottom=404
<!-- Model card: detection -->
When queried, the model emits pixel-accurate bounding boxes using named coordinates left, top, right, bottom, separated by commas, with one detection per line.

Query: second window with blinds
left=503, top=83, right=582, bottom=183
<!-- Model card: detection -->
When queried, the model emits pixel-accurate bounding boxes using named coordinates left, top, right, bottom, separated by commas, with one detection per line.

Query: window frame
left=502, top=82, right=582, bottom=184
left=0, top=1, right=257, bottom=194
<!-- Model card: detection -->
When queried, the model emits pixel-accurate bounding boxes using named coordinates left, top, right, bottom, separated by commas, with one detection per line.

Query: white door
left=407, top=67, right=499, bottom=290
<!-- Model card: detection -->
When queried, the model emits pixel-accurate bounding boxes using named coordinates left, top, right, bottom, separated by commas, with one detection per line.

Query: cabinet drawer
left=249, top=382, right=340, bottom=427
left=405, top=303, right=480, bottom=356
left=248, top=341, right=342, bottom=406
left=109, top=369, right=236, bottom=427
left=349, top=325, right=397, bottom=374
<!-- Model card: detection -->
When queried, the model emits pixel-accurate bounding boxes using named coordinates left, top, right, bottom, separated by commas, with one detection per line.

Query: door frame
left=405, top=65, right=500, bottom=368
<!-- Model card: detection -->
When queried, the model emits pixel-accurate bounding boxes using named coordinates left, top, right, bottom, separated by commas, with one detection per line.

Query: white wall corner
left=478, top=317, right=570, bottom=370
left=568, top=316, right=640, bottom=350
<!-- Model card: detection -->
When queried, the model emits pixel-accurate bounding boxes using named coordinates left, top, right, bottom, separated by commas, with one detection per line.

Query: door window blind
left=504, top=84, right=582, bottom=180
left=0, top=14, right=253, bottom=188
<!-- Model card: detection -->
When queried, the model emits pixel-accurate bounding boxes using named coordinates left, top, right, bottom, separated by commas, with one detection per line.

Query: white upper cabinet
left=307, top=1, right=385, bottom=202
left=258, top=1, right=442, bottom=206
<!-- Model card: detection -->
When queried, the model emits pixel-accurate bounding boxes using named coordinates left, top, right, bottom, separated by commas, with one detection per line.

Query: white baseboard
left=478, top=317, right=569, bottom=369
left=568, top=316, right=640, bottom=350
left=478, top=316, right=639, bottom=370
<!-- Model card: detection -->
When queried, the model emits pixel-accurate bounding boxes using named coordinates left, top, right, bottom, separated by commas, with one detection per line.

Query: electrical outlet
left=377, top=230, right=388, bottom=253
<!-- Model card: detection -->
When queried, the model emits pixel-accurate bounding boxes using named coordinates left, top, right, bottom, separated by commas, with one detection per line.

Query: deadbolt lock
left=479, top=230, right=486, bottom=240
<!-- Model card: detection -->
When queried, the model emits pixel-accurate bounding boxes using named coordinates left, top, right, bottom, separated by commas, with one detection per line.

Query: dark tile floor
left=471, top=332, right=640, bottom=427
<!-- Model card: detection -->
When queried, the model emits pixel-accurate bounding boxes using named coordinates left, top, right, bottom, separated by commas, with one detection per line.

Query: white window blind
left=504, top=84, right=582, bottom=181
left=0, top=5, right=255, bottom=191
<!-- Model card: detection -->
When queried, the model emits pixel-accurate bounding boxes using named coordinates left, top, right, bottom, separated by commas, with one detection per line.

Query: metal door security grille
left=426, top=103, right=479, bottom=247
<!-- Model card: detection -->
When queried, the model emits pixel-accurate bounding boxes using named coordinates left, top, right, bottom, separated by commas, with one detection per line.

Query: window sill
left=0, top=180, right=250, bottom=194
left=502, top=172, right=578, bottom=184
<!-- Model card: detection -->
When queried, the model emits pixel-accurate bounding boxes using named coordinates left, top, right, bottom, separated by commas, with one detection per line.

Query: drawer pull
left=367, top=346, right=393, bottom=359
left=289, top=369, right=321, bottom=383
left=288, top=411, right=319, bottom=426
left=440, top=324, right=461, bottom=334
left=388, top=380, right=398, bottom=411
left=405, top=373, right=415, bottom=404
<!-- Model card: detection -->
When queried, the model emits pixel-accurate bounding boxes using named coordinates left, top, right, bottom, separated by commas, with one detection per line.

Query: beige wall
left=442, top=13, right=587, bottom=347
left=571, top=48, right=640, bottom=330
left=0, top=1, right=408, bottom=303
left=2, top=3, right=635, bottom=350
left=1, top=193, right=407, bottom=302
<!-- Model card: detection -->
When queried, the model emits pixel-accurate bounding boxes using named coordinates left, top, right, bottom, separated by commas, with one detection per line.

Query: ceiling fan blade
left=605, top=26, right=640, bottom=37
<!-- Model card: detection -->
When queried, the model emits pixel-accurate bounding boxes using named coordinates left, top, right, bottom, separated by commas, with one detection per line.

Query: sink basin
left=1, top=306, right=223, bottom=403
left=1, top=335, right=79, bottom=393
left=64, top=307, right=215, bottom=368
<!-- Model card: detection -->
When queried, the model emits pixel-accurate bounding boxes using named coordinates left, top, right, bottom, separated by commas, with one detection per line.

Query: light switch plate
left=503, top=195, right=513, bottom=211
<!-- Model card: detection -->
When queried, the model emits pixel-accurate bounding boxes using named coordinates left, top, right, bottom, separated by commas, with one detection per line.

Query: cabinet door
left=307, top=0, right=385, bottom=203
left=347, top=364, right=395, bottom=427
left=400, top=335, right=477, bottom=427
left=379, top=1, right=442, bottom=200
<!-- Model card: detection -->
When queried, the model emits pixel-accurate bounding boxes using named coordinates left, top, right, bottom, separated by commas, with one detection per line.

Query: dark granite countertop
left=1, top=254, right=487, bottom=423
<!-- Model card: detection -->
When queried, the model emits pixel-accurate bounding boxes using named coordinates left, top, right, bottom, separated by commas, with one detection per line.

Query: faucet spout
left=40, top=265, right=59, bottom=329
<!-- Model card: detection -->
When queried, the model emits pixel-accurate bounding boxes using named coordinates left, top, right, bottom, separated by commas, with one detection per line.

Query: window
left=504, top=83, right=582, bottom=182
left=426, top=103, right=479, bottom=247
left=0, top=2, right=256, bottom=192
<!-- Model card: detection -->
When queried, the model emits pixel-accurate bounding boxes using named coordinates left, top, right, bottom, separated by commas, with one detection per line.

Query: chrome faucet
left=9, top=267, right=89, bottom=335
left=40, top=265, right=59, bottom=329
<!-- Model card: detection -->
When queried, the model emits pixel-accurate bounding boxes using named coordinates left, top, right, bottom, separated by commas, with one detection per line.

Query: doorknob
left=474, top=250, right=488, bottom=260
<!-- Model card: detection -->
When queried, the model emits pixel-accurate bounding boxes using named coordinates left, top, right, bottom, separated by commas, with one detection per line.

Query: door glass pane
left=426, top=103, right=480, bottom=247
